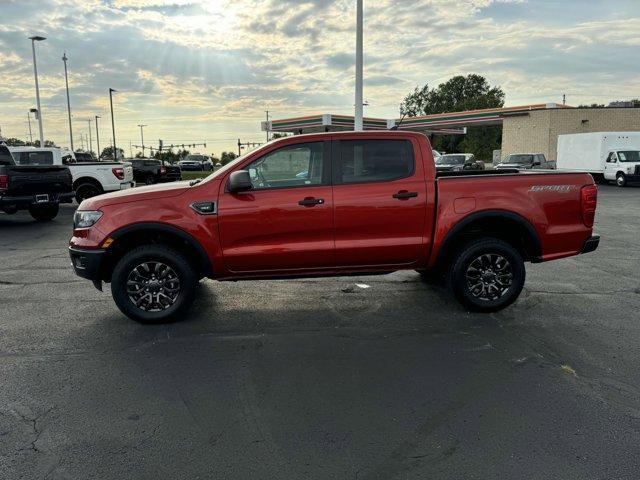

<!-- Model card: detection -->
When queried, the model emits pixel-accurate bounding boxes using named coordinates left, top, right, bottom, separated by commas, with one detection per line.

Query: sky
left=0, top=0, right=639, bottom=156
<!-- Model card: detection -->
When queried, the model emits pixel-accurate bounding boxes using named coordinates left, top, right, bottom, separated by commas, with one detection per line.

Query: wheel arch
left=102, top=222, right=213, bottom=281
left=435, top=210, right=543, bottom=269
left=73, top=175, right=103, bottom=191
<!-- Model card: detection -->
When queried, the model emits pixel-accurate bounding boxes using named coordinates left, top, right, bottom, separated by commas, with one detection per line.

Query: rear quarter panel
left=431, top=172, right=595, bottom=266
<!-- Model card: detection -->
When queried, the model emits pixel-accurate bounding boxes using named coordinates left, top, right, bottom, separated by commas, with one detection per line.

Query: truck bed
left=433, top=170, right=596, bottom=264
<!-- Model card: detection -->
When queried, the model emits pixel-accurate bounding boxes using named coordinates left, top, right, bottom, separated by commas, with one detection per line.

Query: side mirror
left=228, top=170, right=253, bottom=192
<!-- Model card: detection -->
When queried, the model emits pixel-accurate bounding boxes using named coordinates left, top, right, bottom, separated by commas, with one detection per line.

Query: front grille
left=635, top=165, right=640, bottom=176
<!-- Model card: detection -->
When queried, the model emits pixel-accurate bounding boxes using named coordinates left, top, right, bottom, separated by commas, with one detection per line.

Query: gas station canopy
left=262, top=103, right=573, bottom=136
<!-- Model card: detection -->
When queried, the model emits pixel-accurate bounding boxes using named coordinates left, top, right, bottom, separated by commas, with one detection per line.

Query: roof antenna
left=391, top=107, right=407, bottom=131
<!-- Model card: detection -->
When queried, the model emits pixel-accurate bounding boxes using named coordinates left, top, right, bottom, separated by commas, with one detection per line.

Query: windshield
left=436, top=154, right=466, bottom=165
left=506, top=154, right=533, bottom=164
left=617, top=151, right=640, bottom=162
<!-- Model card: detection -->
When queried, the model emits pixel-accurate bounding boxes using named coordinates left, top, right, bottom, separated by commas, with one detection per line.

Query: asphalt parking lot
left=1, top=185, right=639, bottom=479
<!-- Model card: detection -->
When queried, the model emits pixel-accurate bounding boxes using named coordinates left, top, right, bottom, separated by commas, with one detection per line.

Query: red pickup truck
left=69, top=131, right=599, bottom=323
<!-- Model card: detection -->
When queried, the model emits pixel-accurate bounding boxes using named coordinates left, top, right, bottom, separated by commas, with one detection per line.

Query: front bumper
left=69, top=247, right=105, bottom=284
left=0, top=191, right=75, bottom=206
left=581, top=235, right=600, bottom=255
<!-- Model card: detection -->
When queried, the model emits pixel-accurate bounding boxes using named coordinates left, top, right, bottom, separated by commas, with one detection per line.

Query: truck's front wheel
left=616, top=173, right=627, bottom=187
left=449, top=238, right=525, bottom=313
left=111, top=245, right=197, bottom=323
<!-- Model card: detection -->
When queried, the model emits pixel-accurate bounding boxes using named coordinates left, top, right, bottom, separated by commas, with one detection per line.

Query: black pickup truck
left=0, top=144, right=74, bottom=221
left=129, top=158, right=182, bottom=185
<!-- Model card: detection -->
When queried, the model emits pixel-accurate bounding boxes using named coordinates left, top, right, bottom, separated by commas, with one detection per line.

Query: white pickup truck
left=9, top=147, right=134, bottom=202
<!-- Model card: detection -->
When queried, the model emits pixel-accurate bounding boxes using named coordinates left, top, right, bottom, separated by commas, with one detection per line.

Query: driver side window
left=607, top=152, right=617, bottom=163
left=247, top=142, right=325, bottom=190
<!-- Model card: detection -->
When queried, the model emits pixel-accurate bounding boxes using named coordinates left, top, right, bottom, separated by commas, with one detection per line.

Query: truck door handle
left=393, top=190, right=418, bottom=200
left=298, top=197, right=324, bottom=207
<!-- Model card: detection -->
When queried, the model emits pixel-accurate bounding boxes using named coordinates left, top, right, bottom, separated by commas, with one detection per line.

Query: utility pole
left=62, top=52, right=74, bottom=151
left=29, top=36, right=46, bottom=146
left=265, top=110, right=270, bottom=142
left=137, top=124, right=147, bottom=156
left=354, top=0, right=364, bottom=131
left=109, top=88, right=117, bottom=159
left=80, top=133, right=85, bottom=150
left=95, top=115, right=101, bottom=157
left=563, top=94, right=566, bottom=106
left=27, top=112, right=33, bottom=144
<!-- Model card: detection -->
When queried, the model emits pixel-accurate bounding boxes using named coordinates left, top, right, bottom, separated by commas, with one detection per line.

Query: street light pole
left=109, top=88, right=117, bottom=159
left=87, top=119, right=92, bottom=153
left=354, top=0, right=364, bottom=131
left=62, top=52, right=74, bottom=151
left=27, top=112, right=33, bottom=144
left=95, top=116, right=101, bottom=157
left=29, top=36, right=46, bottom=146
left=137, top=124, right=147, bottom=157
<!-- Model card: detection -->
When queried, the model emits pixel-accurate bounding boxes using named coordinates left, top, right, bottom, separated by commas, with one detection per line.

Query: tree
left=220, top=151, right=238, bottom=165
left=400, top=74, right=505, bottom=160
left=100, top=146, right=125, bottom=160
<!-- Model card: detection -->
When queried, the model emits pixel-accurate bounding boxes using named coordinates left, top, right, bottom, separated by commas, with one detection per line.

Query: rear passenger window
left=337, top=140, right=414, bottom=184
left=17, top=151, right=54, bottom=165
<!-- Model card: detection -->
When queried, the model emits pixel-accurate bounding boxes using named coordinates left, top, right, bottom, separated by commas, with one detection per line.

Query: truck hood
left=81, top=181, right=192, bottom=210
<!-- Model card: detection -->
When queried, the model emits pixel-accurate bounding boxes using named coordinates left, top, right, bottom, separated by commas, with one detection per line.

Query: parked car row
left=0, top=145, right=190, bottom=221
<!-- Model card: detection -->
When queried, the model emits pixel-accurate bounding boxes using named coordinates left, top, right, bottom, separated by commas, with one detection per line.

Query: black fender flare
left=109, top=222, right=213, bottom=277
left=436, top=210, right=543, bottom=266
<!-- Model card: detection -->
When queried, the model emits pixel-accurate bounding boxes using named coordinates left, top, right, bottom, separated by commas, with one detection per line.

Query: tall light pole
left=354, top=0, right=364, bottom=131
left=109, top=88, right=117, bottom=159
left=62, top=52, right=74, bottom=151
left=29, top=36, right=46, bottom=146
left=137, top=124, right=147, bottom=157
left=95, top=115, right=101, bottom=157
left=87, top=119, right=93, bottom=153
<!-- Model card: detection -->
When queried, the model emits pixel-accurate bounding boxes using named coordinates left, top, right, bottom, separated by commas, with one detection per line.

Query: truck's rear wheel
left=616, top=173, right=627, bottom=187
left=75, top=182, right=102, bottom=203
left=111, top=245, right=197, bottom=323
left=448, top=238, right=525, bottom=313
left=28, top=203, right=59, bottom=222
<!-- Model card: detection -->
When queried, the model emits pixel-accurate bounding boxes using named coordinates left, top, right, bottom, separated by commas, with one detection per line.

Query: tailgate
left=6, top=166, right=73, bottom=196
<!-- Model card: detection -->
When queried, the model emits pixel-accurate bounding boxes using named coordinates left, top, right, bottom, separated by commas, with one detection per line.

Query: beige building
left=501, top=107, right=640, bottom=161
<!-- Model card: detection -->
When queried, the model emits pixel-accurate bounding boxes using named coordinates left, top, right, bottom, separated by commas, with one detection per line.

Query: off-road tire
left=111, top=245, right=198, bottom=323
left=448, top=237, right=525, bottom=313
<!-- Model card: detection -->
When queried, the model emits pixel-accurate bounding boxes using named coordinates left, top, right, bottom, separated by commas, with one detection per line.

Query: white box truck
left=556, top=132, right=640, bottom=187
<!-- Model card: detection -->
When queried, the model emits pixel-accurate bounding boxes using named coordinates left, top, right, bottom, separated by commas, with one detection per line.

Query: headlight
left=628, top=167, right=635, bottom=174
left=74, top=210, right=102, bottom=229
